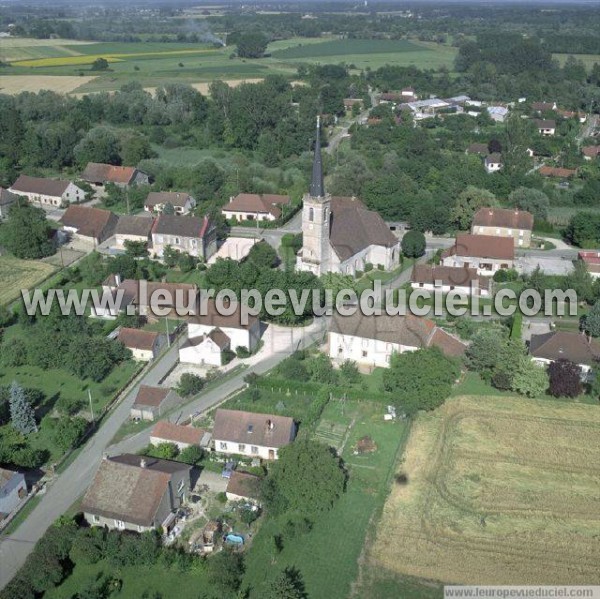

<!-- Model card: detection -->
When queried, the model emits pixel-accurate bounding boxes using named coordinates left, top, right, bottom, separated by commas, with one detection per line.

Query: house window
left=174, top=237, right=181, bottom=245
left=114, top=520, right=125, bottom=530
left=362, top=350, right=368, bottom=358
left=138, top=525, right=143, bottom=532
left=190, top=239, right=197, bottom=247
left=220, top=442, right=228, bottom=450
left=238, top=444, right=246, bottom=453
left=251, top=446, right=259, bottom=455
left=92, top=515, right=100, bottom=523
left=308, top=207, right=314, bottom=222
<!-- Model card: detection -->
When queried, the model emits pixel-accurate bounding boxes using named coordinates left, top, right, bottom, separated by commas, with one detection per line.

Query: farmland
left=362, top=395, right=600, bottom=591
left=0, top=255, right=57, bottom=306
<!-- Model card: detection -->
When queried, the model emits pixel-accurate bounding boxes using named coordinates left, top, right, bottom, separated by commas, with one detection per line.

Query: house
left=379, top=92, right=403, bottom=104
left=150, top=421, right=212, bottom=451
left=144, top=191, right=196, bottom=215
left=582, top=146, right=600, bottom=161
left=411, top=264, right=491, bottom=297
left=117, top=327, right=166, bottom=361
left=296, top=119, right=400, bottom=276
left=0, top=468, right=27, bottom=519
left=466, top=143, right=489, bottom=156
left=225, top=471, right=262, bottom=504
left=221, top=193, right=291, bottom=223
left=130, top=385, right=182, bottom=421
left=441, top=234, right=514, bottom=276
left=81, top=454, right=191, bottom=532
left=213, top=409, right=296, bottom=460
left=535, top=119, right=556, bottom=136
left=81, top=163, right=149, bottom=189
left=113, top=215, right=154, bottom=250
left=532, top=101, right=557, bottom=113
left=487, top=106, right=509, bottom=122
left=529, top=331, right=600, bottom=380
left=577, top=251, right=600, bottom=278
left=0, top=188, right=18, bottom=221
left=151, top=214, right=217, bottom=260
left=406, top=98, right=450, bottom=119
left=343, top=98, right=363, bottom=112
left=328, top=312, right=467, bottom=369
left=484, top=153, right=503, bottom=174
left=471, top=207, right=534, bottom=248
left=9, top=175, right=84, bottom=208
left=180, top=300, right=261, bottom=365
left=539, top=166, right=577, bottom=179
left=59, top=205, right=118, bottom=245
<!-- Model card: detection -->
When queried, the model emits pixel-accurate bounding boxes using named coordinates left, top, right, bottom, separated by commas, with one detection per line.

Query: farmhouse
left=81, top=163, right=149, bottom=188
left=529, top=331, right=600, bottom=380
left=296, top=119, right=400, bottom=276
left=213, top=409, right=296, bottom=460
left=484, top=153, right=503, bottom=174
left=578, top=251, right=600, bottom=278
left=151, top=214, right=217, bottom=260
left=144, top=191, right=196, bottom=215
left=471, top=207, right=534, bottom=247
left=535, top=119, right=556, bottom=136
left=113, top=215, right=154, bottom=250
left=150, top=421, right=212, bottom=451
left=225, top=471, right=262, bottom=504
left=81, top=454, right=191, bottom=532
left=0, top=188, right=18, bottom=221
left=130, top=385, right=183, bottom=421
left=59, top=205, right=118, bottom=245
left=411, top=264, right=491, bottom=297
left=9, top=175, right=84, bottom=208
left=441, top=234, right=514, bottom=276
left=221, top=193, right=291, bottom=223
left=0, top=468, right=27, bottom=519
left=328, top=312, right=467, bottom=369
left=116, top=327, right=166, bottom=361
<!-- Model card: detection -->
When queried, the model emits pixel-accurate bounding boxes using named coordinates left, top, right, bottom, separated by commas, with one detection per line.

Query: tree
left=401, top=230, right=426, bottom=258
left=124, top=239, right=148, bottom=259
left=583, top=300, right=600, bottom=337
left=451, top=186, right=496, bottom=230
left=511, top=356, right=548, bottom=398
left=548, top=359, right=582, bottom=398
left=9, top=381, right=37, bottom=435
left=0, top=202, right=55, bottom=259
left=266, top=567, right=308, bottom=599
left=248, top=241, right=279, bottom=268
left=508, top=187, right=550, bottom=221
left=148, top=442, right=179, bottom=460
left=264, top=439, right=346, bottom=516
left=236, top=32, right=269, bottom=59
left=74, top=126, right=121, bottom=168
left=178, top=445, right=203, bottom=465
left=207, top=549, right=245, bottom=592
left=176, top=373, right=204, bottom=397
left=307, top=354, right=337, bottom=384
left=53, top=416, right=87, bottom=452
left=339, top=360, right=360, bottom=384
left=91, top=57, right=109, bottom=71
left=465, top=329, right=506, bottom=379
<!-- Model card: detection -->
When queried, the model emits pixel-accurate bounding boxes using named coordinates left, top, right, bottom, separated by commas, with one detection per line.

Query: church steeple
left=310, top=115, right=325, bottom=198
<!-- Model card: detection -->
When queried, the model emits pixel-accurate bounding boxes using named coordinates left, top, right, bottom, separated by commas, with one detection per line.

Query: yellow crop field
left=0, top=76, right=98, bottom=95
left=0, top=256, right=57, bottom=306
left=364, top=395, right=600, bottom=587
left=12, top=48, right=218, bottom=68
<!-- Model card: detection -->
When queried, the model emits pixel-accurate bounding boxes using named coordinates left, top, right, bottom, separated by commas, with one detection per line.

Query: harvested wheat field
left=143, top=77, right=265, bottom=96
left=368, top=395, right=600, bottom=586
left=0, top=255, right=57, bottom=306
left=0, top=75, right=97, bottom=94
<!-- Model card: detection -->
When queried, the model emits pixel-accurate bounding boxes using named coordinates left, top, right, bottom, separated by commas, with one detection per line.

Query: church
left=296, top=118, right=401, bottom=276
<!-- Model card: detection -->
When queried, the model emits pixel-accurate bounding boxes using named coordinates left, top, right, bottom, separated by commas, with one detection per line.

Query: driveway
left=195, top=470, right=228, bottom=494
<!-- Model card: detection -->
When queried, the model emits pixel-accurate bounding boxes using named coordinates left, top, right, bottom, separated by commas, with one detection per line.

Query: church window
left=309, top=207, right=314, bottom=221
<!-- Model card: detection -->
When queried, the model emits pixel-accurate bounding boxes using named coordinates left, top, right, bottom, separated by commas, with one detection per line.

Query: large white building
left=296, top=118, right=400, bottom=276
left=9, top=175, right=84, bottom=208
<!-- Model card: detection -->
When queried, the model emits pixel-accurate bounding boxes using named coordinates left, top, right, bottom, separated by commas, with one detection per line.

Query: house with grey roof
left=145, top=191, right=195, bottom=215
left=296, top=117, right=401, bottom=276
left=151, top=214, right=217, bottom=260
left=9, top=175, right=84, bottom=208
left=113, top=215, right=154, bottom=250
left=0, top=468, right=27, bottom=519
left=81, top=454, right=191, bottom=532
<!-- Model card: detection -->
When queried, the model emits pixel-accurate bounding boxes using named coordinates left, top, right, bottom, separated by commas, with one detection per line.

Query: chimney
left=266, top=419, right=274, bottom=432
left=140, top=458, right=147, bottom=468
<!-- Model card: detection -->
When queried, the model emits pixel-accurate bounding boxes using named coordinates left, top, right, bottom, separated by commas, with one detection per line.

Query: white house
left=9, top=175, right=84, bottom=208
left=487, top=106, right=509, bottom=122
left=221, top=193, right=291, bottom=222
left=151, top=214, right=217, bottom=261
left=535, top=119, right=556, bottom=136
left=213, top=409, right=296, bottom=461
left=411, top=264, right=491, bottom=297
left=441, top=234, right=514, bottom=276
left=328, top=312, right=466, bottom=370
left=484, top=153, right=503, bottom=174
left=144, top=191, right=196, bottom=215
left=116, top=327, right=166, bottom=361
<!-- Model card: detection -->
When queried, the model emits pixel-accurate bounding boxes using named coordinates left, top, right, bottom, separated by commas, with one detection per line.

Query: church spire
left=310, top=115, right=325, bottom=198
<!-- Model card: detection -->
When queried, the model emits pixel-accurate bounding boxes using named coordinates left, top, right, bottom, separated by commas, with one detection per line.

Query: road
left=0, top=317, right=326, bottom=590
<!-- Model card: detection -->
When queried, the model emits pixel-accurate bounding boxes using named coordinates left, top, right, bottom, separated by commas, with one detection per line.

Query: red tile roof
left=117, top=328, right=160, bottom=351
left=447, top=234, right=514, bottom=261
left=582, top=146, right=600, bottom=158
left=59, top=205, right=118, bottom=242
left=151, top=421, right=206, bottom=446
left=222, top=193, right=290, bottom=219
left=133, top=385, right=170, bottom=408
left=10, top=175, right=71, bottom=197
left=539, top=166, right=577, bottom=178
left=472, top=207, right=533, bottom=231
left=81, top=163, right=139, bottom=185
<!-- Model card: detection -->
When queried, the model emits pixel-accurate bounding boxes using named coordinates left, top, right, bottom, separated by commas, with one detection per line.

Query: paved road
left=0, top=318, right=325, bottom=590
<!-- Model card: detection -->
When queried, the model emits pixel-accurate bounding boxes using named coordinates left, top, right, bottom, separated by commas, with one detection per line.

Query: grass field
left=553, top=53, right=600, bottom=70
left=363, top=395, right=600, bottom=589
left=0, top=255, right=57, bottom=305
left=548, top=205, right=600, bottom=226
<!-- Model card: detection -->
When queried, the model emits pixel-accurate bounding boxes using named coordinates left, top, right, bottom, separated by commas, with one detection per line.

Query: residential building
left=0, top=188, right=18, bottom=221
left=441, top=234, right=514, bottom=276
left=539, top=166, right=577, bottom=179
left=81, top=454, right=191, bottom=532
left=59, top=205, right=118, bottom=245
left=213, top=409, right=296, bottom=460
left=9, top=175, right=84, bottom=208
left=221, top=193, right=291, bottom=223
left=471, top=207, right=534, bottom=248
left=466, top=143, right=489, bottom=156
left=0, top=468, right=27, bottom=519
left=117, top=327, right=166, bottom=361
left=487, top=106, right=509, bottom=122
left=578, top=251, right=600, bottom=278
left=406, top=98, right=450, bottom=119
left=484, top=153, right=503, bottom=174
left=179, top=329, right=230, bottom=366
left=144, top=191, right=196, bottom=215
left=151, top=214, right=216, bottom=260
left=411, top=264, right=491, bottom=297
left=296, top=118, right=400, bottom=276
left=343, top=98, right=364, bottom=112
left=150, top=421, right=212, bottom=451
left=113, top=215, right=154, bottom=250
left=582, top=146, right=600, bottom=161
left=81, top=163, right=149, bottom=188
left=225, top=471, right=262, bottom=504
left=328, top=312, right=466, bottom=369
left=535, top=119, right=556, bottom=136
left=532, top=101, right=557, bottom=112
left=130, top=385, right=183, bottom=421
left=529, top=331, right=600, bottom=380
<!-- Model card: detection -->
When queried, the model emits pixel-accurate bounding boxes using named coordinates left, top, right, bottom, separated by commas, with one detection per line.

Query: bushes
left=176, top=373, right=204, bottom=397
